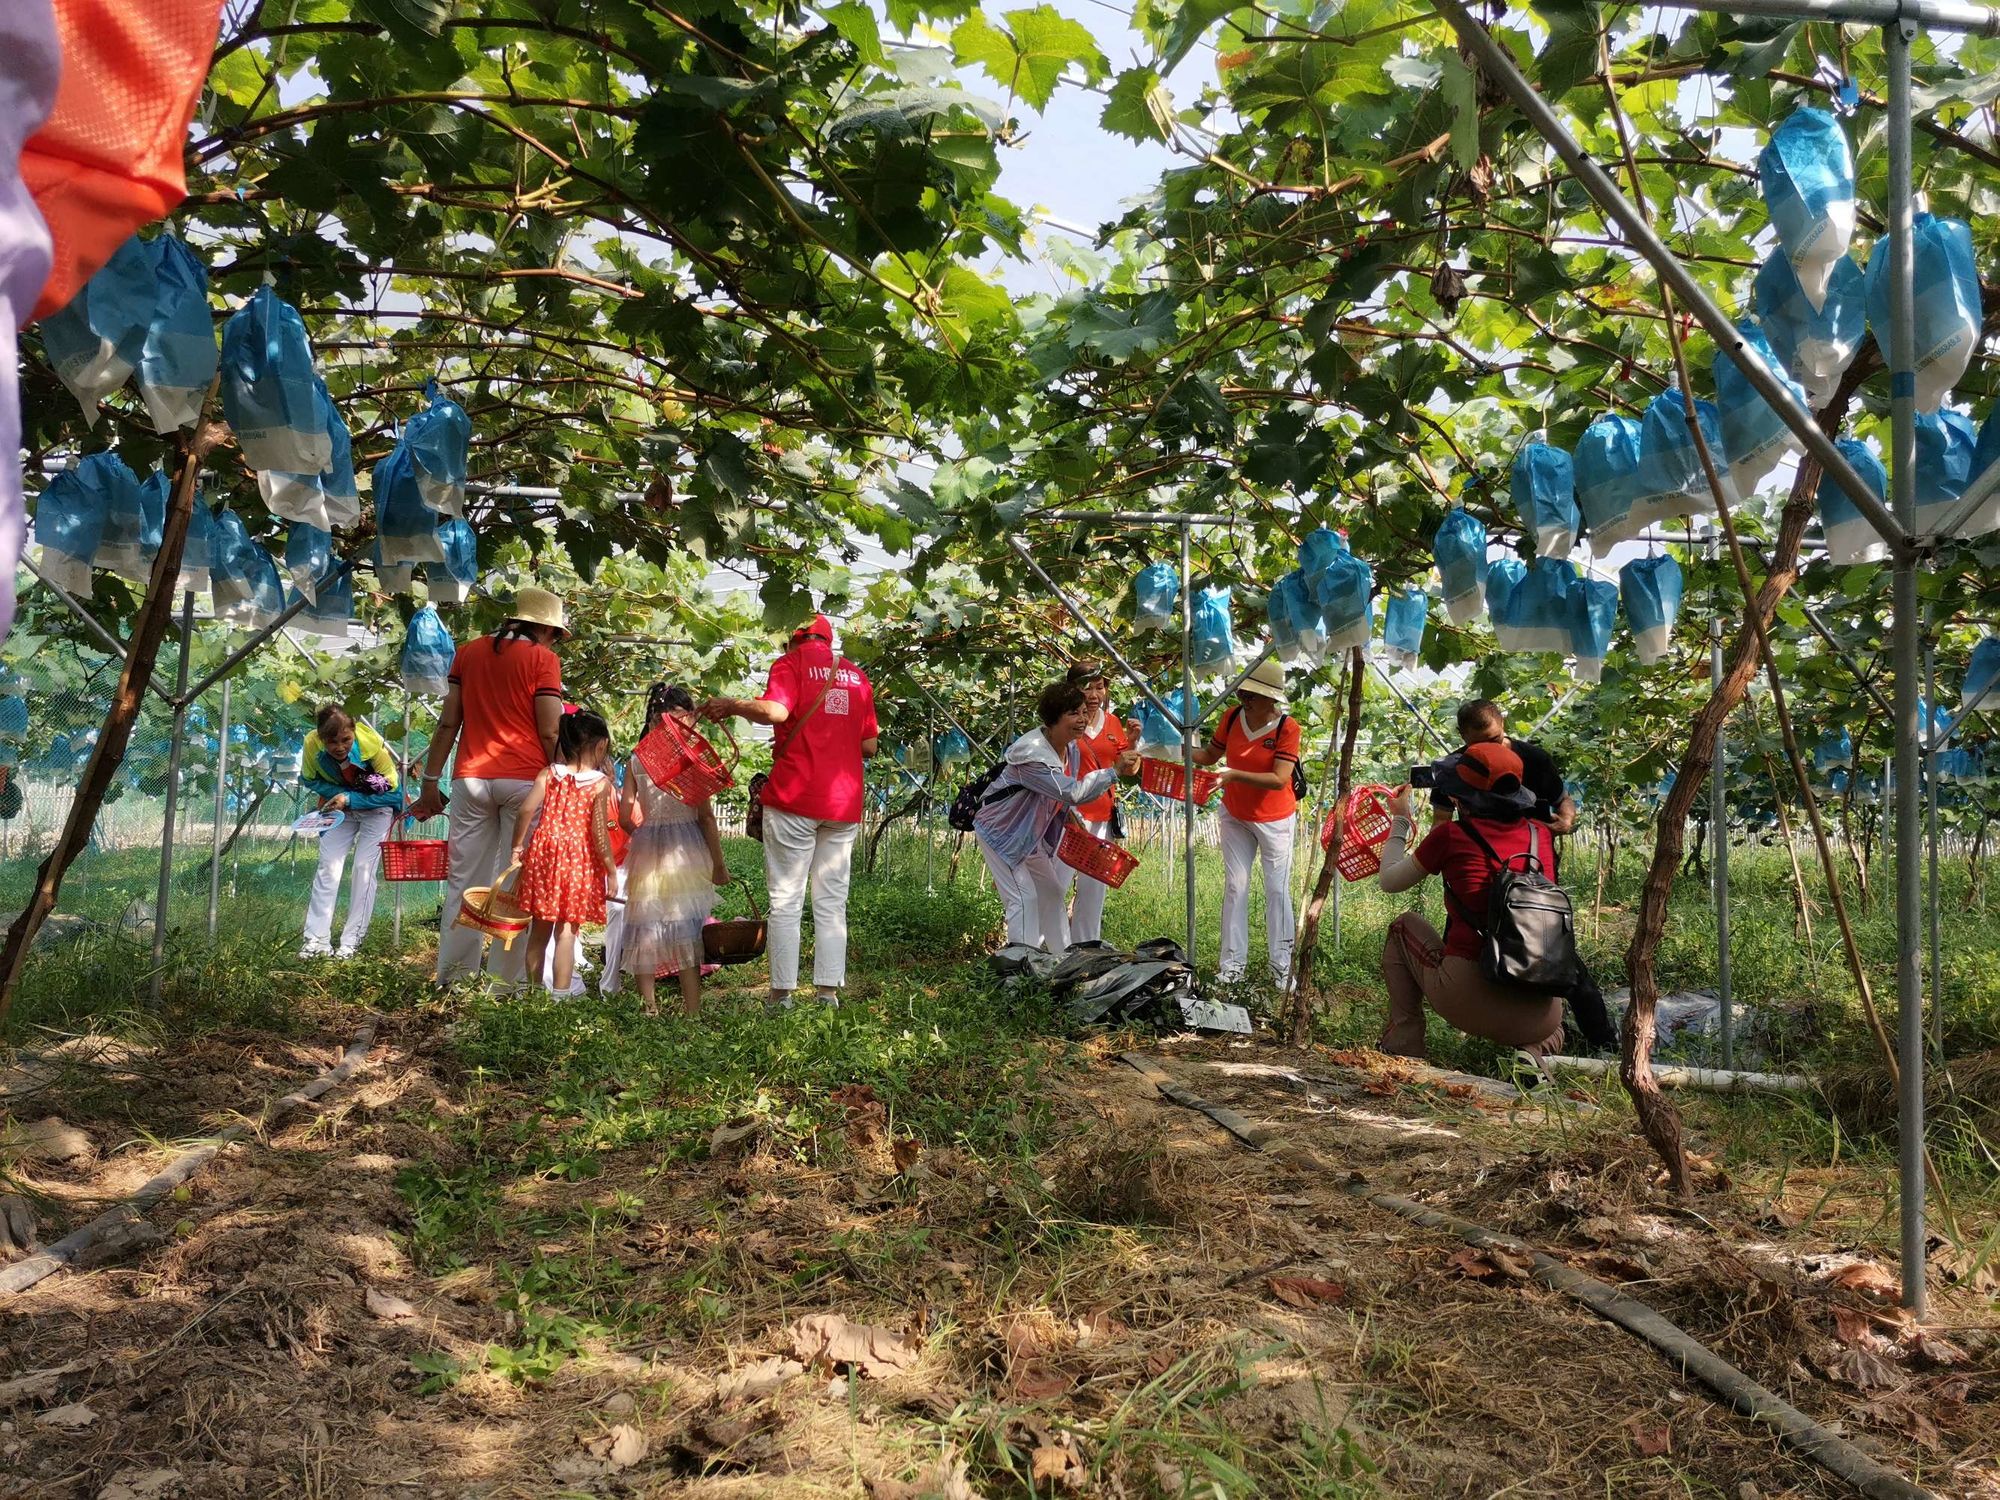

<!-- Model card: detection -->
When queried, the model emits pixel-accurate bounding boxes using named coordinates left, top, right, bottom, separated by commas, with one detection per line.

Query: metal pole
left=1799, top=602, right=1896, bottom=719
left=1885, top=17, right=1927, bottom=1318
left=1040, top=509, right=1238, bottom=525
left=1430, top=0, right=1905, bottom=549
left=183, top=571, right=339, bottom=705
left=1006, top=536, right=1180, bottom=725
left=924, top=703, right=936, bottom=894
left=150, top=592, right=195, bottom=1003
left=207, top=676, right=230, bottom=939
left=1179, top=521, right=1198, bottom=971
left=1370, top=659, right=1453, bottom=753
left=1925, top=641, right=1943, bottom=1058
left=21, top=553, right=176, bottom=704
left=1711, top=612, right=1733, bottom=1069
left=1647, top=0, right=1999, bottom=34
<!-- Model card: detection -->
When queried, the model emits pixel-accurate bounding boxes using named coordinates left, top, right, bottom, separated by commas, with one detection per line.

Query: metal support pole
left=207, top=677, right=230, bottom=939
left=1885, top=17, right=1927, bottom=1318
left=1370, top=659, right=1452, bottom=753
left=1645, top=0, right=1998, bottom=34
left=1006, top=536, right=1180, bottom=725
left=150, top=592, right=195, bottom=1003
left=1799, top=602, right=1896, bottom=719
left=183, top=575, right=337, bottom=706
left=1179, top=521, right=1198, bottom=971
left=1430, top=0, right=1905, bottom=549
left=1925, top=642, right=1943, bottom=1058
left=1711, top=612, right=1733, bottom=1069
left=21, top=553, right=177, bottom=704
left=924, top=703, right=936, bottom=894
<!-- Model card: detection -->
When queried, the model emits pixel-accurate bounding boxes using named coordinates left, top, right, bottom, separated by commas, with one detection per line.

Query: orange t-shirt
left=447, top=635, right=563, bottom=782
left=1074, top=710, right=1130, bottom=822
left=1211, top=706, right=1301, bottom=823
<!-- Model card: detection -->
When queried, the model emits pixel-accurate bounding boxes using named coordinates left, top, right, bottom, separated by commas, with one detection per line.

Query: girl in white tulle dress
left=622, top=684, right=731, bottom=1015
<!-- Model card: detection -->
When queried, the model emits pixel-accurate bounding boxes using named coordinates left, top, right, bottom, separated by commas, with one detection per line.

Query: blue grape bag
left=1635, top=390, right=1728, bottom=524
left=39, top=234, right=154, bottom=418
left=1433, top=508, right=1487, bottom=623
left=1715, top=321, right=1810, bottom=498
left=425, top=517, right=477, bottom=604
left=1190, top=585, right=1236, bottom=673
left=1754, top=251, right=1865, bottom=408
left=284, top=521, right=337, bottom=603
left=374, top=441, right=447, bottom=567
left=1512, top=556, right=1577, bottom=654
left=401, top=604, right=457, bottom=697
left=1865, top=215, right=1981, bottom=412
left=288, top=565, right=353, bottom=638
left=176, top=488, right=216, bottom=597
left=935, top=728, right=973, bottom=767
left=1133, top=562, right=1179, bottom=631
left=405, top=381, right=470, bottom=516
left=31, top=464, right=109, bottom=593
left=1267, top=570, right=1326, bottom=666
left=1485, top=556, right=1528, bottom=650
left=208, top=505, right=285, bottom=629
left=1380, top=586, right=1427, bottom=669
left=1512, top=440, right=1579, bottom=560
left=1758, top=108, right=1856, bottom=311
left=136, top=237, right=218, bottom=434
left=1965, top=637, right=2000, bottom=713
left=1914, top=408, right=1980, bottom=536
left=1570, top=577, right=1620, bottom=682
left=1817, top=437, right=1890, bottom=565
left=1574, top=415, right=1647, bottom=548
left=221, top=286, right=329, bottom=475
left=1317, top=549, right=1373, bottom=650
left=1620, top=554, right=1684, bottom=665
left=83, top=454, right=159, bottom=584
left=1814, top=728, right=1854, bottom=772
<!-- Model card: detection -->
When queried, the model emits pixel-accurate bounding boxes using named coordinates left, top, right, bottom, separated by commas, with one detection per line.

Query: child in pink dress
left=511, top=711, right=617, bottom=994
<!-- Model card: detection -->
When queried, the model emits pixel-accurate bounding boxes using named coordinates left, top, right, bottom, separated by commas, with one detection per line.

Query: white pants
left=763, top=806, right=857, bottom=992
left=1218, top=811, right=1297, bottom=983
left=1067, top=815, right=1114, bottom=945
left=981, top=837, right=1071, bottom=951
left=598, top=864, right=629, bottom=993
left=435, top=776, right=535, bottom=985
left=302, top=807, right=393, bottom=953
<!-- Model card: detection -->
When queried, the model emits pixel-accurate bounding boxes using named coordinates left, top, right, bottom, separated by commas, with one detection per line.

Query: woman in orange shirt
left=1193, top=657, right=1301, bottom=989
left=1065, top=661, right=1137, bottom=945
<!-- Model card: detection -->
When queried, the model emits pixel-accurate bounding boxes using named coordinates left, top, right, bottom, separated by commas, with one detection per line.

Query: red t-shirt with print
left=1074, top=710, right=1130, bottom=823
left=1415, top=817, right=1555, bottom=960
left=760, top=643, right=878, bottom=824
left=1210, top=705, right=1301, bottom=823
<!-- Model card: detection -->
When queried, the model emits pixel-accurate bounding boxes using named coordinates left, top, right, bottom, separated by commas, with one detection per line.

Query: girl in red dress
left=511, top=710, right=618, bottom=994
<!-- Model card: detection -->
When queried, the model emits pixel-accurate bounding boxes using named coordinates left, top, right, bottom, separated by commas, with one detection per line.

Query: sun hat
left=1237, top=656, right=1288, bottom=704
left=510, top=586, right=569, bottom=638
left=1435, top=741, right=1535, bottom=813
left=790, top=612, right=833, bottom=644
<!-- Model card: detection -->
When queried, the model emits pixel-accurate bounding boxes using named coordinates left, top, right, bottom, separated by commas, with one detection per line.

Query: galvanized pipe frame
left=1427, top=0, right=1949, bottom=1313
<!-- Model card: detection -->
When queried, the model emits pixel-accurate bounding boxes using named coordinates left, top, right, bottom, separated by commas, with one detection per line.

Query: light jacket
left=299, top=721, right=402, bottom=811
left=974, top=728, right=1119, bottom=865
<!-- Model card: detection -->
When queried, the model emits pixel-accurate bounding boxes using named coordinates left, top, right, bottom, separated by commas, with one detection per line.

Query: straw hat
left=1238, top=656, right=1289, bottom=704
left=510, top=586, right=569, bottom=638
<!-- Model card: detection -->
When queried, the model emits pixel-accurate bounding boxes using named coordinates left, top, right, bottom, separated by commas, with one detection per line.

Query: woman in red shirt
left=1374, top=741, right=1564, bottom=1060
left=1066, top=661, right=1137, bottom=945
left=1192, top=657, right=1301, bottom=987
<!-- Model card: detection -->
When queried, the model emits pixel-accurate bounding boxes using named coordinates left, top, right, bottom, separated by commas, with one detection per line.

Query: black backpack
left=1220, top=707, right=1309, bottom=800
left=948, top=761, right=1027, bottom=832
left=1444, top=821, right=1578, bottom=992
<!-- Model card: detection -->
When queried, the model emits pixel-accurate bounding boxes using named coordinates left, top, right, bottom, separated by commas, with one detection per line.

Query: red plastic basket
left=1331, top=784, right=1394, bottom=882
left=1057, top=822, right=1140, bottom=888
left=636, top=716, right=734, bottom=805
left=380, top=837, right=449, bottom=882
left=1137, top=755, right=1222, bottom=806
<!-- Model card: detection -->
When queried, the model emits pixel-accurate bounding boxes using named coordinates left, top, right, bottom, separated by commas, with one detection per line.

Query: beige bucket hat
left=511, top=586, right=570, bottom=639
left=1238, top=656, right=1288, bottom=704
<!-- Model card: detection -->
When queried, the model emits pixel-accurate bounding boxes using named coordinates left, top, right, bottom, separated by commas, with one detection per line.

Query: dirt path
left=1, top=1009, right=1992, bottom=1499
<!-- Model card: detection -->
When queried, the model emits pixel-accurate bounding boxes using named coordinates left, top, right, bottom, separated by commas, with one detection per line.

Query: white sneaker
left=298, top=943, right=332, bottom=960
left=334, top=947, right=357, bottom=960
left=814, top=988, right=841, bottom=1008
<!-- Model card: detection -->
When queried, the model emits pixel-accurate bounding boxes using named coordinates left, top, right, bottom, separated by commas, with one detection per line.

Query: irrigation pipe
left=1112, top=1054, right=1932, bottom=1500
left=0, top=1018, right=379, bottom=1296
left=1541, top=1055, right=1813, bottom=1094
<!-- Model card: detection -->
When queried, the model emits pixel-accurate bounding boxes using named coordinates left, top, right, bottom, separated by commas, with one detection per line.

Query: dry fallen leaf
left=1824, top=1261, right=1901, bottom=1301
left=585, top=1423, right=648, bottom=1470
left=1628, top=1420, right=1672, bottom=1457
left=1031, top=1444, right=1078, bottom=1483
left=38, top=1401, right=98, bottom=1430
left=714, top=1355, right=804, bottom=1404
left=1827, top=1345, right=1906, bottom=1391
left=1577, top=1251, right=1651, bottom=1283
left=864, top=1451, right=982, bottom=1500
left=95, top=1468, right=183, bottom=1500
left=0, top=1360, right=92, bottom=1408
left=364, top=1287, right=417, bottom=1321
left=708, top=1117, right=762, bottom=1158
left=892, top=1138, right=922, bottom=1174
left=1447, top=1246, right=1531, bottom=1281
left=1267, top=1275, right=1348, bottom=1309
left=787, top=1313, right=920, bottom=1378
left=1073, top=1310, right=1127, bottom=1345
left=1861, top=1393, right=1942, bottom=1450
left=1009, top=1363, right=1074, bottom=1400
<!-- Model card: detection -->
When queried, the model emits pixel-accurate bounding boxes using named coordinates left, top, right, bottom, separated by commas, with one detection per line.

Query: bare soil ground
left=2, top=1001, right=1995, bottom=1499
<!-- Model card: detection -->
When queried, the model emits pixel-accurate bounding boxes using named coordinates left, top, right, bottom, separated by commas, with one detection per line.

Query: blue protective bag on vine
left=1380, top=586, right=1427, bottom=669
left=284, top=521, right=337, bottom=603
left=1189, top=585, right=1235, bottom=673
left=1620, top=553, right=1684, bottom=665
left=1267, top=569, right=1326, bottom=666
left=136, top=236, right=217, bottom=435
left=374, top=441, right=447, bottom=567
left=401, top=604, right=456, bottom=698
left=374, top=535, right=414, bottom=596
left=426, top=517, right=477, bottom=604
left=1951, top=399, right=2000, bottom=540
left=934, top=728, right=973, bottom=767
left=1315, top=548, right=1373, bottom=650
left=1573, top=414, right=1647, bottom=548
left=405, top=380, right=470, bottom=516
left=221, top=286, right=330, bottom=477
left=1715, top=321, right=1809, bottom=499
left=1300, top=525, right=1346, bottom=603
left=30, top=462, right=108, bottom=594
left=0, top=696, right=26, bottom=743
left=1133, top=562, right=1179, bottom=631
left=1913, top=408, right=1981, bottom=536
left=1432, top=508, right=1487, bottom=623
left=289, top=564, right=353, bottom=638
left=1964, top=636, right=2000, bottom=714
left=1511, top=440, right=1579, bottom=560
left=1754, top=251, right=1865, bottom=408
left=1814, top=728, right=1854, bottom=772
left=208, top=505, right=285, bottom=629
left=174, top=488, right=215, bottom=598
left=1635, top=389, right=1728, bottom=523
left=1508, top=556, right=1577, bottom=654
left=1817, top=437, right=1890, bottom=565
left=1757, top=108, right=1856, bottom=313
left=39, top=234, right=154, bottom=419
left=1485, top=556, right=1528, bottom=650
left=257, top=380, right=358, bottom=532
left=1569, top=577, right=1620, bottom=683
left=1865, top=214, right=1981, bottom=412
left=91, top=454, right=160, bottom=584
